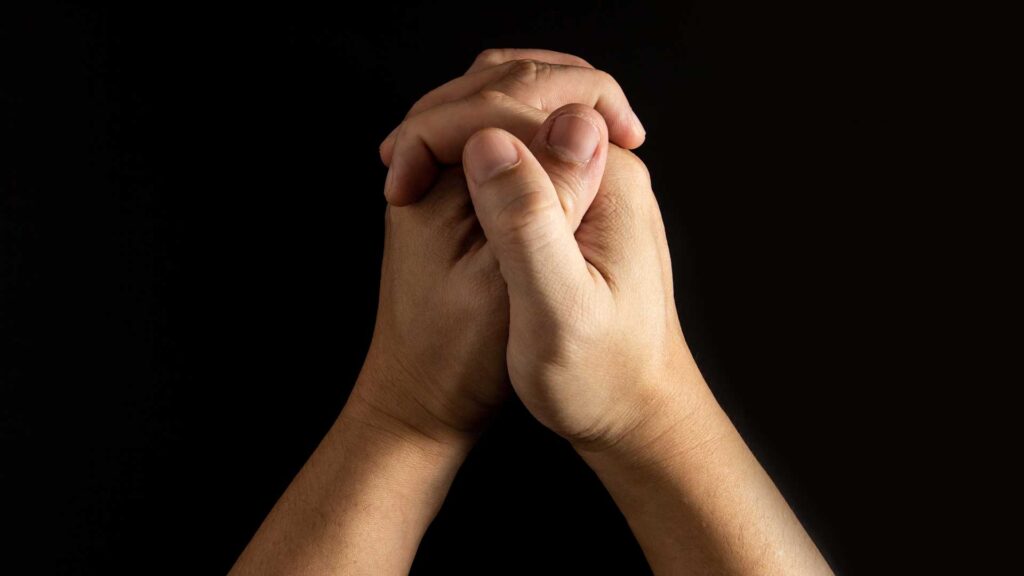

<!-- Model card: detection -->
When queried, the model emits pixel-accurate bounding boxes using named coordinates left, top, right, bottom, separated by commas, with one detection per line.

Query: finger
left=380, top=51, right=594, bottom=161
left=379, top=60, right=644, bottom=166
left=575, top=146, right=662, bottom=290
left=487, top=62, right=643, bottom=152
left=380, top=62, right=543, bottom=160
left=415, top=52, right=594, bottom=121
left=527, top=104, right=609, bottom=232
left=462, top=128, right=591, bottom=303
left=384, top=91, right=548, bottom=206
left=465, top=48, right=594, bottom=74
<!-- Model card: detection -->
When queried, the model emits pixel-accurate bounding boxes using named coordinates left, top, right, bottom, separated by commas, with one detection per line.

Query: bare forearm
left=578, top=359, right=832, bottom=575
left=229, top=374, right=473, bottom=575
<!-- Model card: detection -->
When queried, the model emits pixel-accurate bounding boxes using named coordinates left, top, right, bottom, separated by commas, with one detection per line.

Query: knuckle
left=613, top=148, right=652, bottom=187
left=504, top=59, right=549, bottom=86
left=409, top=92, right=430, bottom=114
left=586, top=151, right=660, bottom=247
left=474, top=48, right=505, bottom=67
left=594, top=68, right=618, bottom=87
left=493, top=190, right=561, bottom=246
left=508, top=58, right=539, bottom=81
left=389, top=120, right=408, bottom=143
left=569, top=54, right=594, bottom=68
left=547, top=169, right=585, bottom=215
left=475, top=88, right=513, bottom=107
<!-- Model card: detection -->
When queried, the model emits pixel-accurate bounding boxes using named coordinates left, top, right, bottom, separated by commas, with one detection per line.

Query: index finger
left=466, top=48, right=594, bottom=74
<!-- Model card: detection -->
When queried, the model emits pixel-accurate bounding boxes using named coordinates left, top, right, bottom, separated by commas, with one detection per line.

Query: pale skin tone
left=230, top=48, right=833, bottom=575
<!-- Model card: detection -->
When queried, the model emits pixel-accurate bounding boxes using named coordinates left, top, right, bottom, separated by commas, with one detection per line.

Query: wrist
left=349, top=354, right=481, bottom=458
left=572, top=345, right=731, bottom=471
left=330, top=382, right=476, bottom=521
left=232, top=372, right=477, bottom=575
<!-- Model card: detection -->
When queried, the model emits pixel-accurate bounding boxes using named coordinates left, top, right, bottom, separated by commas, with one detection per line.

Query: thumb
left=462, top=128, right=591, bottom=304
left=527, top=104, right=609, bottom=232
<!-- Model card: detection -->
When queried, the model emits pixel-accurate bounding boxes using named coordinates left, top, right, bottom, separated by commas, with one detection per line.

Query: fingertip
left=629, top=108, right=646, bottom=138
left=382, top=161, right=412, bottom=206
left=463, top=128, right=523, bottom=186
left=533, top=104, right=609, bottom=161
left=545, top=104, right=609, bottom=136
left=628, top=126, right=647, bottom=149
left=379, top=125, right=400, bottom=166
left=384, top=195, right=413, bottom=207
left=382, top=164, right=399, bottom=203
left=382, top=179, right=415, bottom=207
left=608, top=126, right=646, bottom=151
left=625, top=109, right=647, bottom=149
left=383, top=128, right=443, bottom=206
left=385, top=157, right=439, bottom=208
left=603, top=106, right=646, bottom=150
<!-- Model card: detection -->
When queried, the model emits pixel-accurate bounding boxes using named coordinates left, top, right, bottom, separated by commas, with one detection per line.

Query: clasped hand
left=358, top=48, right=697, bottom=460
left=231, top=49, right=832, bottom=576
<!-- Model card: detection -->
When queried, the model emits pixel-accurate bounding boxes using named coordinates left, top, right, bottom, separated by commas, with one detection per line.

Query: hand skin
left=229, top=51, right=618, bottom=575
left=459, top=126, right=835, bottom=574
left=377, top=48, right=645, bottom=206
left=358, top=49, right=618, bottom=458
left=231, top=48, right=833, bottom=574
left=228, top=168, right=499, bottom=575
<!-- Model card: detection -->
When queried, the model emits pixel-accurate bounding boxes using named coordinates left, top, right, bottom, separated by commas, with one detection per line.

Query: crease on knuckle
left=548, top=169, right=585, bottom=217
left=504, top=59, right=553, bottom=89
left=475, top=88, right=515, bottom=108
left=493, top=189, right=561, bottom=246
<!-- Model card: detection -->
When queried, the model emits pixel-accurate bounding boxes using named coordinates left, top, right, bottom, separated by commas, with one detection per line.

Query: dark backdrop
left=2, top=2, right=943, bottom=574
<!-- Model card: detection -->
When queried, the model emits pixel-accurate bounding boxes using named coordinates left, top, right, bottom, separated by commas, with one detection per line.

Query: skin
left=230, top=50, right=617, bottom=575
left=227, top=168, right=497, bottom=575
left=378, top=48, right=645, bottom=206
left=230, top=49, right=832, bottom=575
left=462, top=127, right=833, bottom=575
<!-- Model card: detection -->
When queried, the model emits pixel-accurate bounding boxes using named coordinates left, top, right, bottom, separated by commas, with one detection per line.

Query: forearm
left=577, top=356, right=832, bottom=575
left=229, top=373, right=474, bottom=575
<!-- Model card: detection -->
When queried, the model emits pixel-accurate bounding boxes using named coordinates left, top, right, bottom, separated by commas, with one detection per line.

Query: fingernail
left=547, top=114, right=600, bottom=163
left=630, top=108, right=646, bottom=136
left=466, top=131, right=520, bottom=183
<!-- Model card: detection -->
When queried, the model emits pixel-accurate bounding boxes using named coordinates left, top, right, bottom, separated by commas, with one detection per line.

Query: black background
left=1, top=2, right=970, bottom=574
